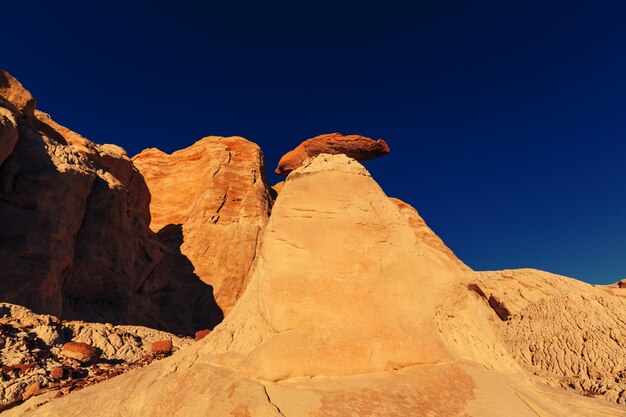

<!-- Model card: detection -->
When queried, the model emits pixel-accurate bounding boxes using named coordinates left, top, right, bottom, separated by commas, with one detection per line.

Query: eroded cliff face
left=132, top=137, right=273, bottom=316
left=0, top=70, right=219, bottom=334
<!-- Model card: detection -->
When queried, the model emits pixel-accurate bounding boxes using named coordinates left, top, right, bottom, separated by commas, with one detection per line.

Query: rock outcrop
left=0, top=71, right=36, bottom=119
left=133, top=137, right=273, bottom=316
left=275, top=132, right=390, bottom=176
left=0, top=303, right=191, bottom=411
left=0, top=70, right=219, bottom=334
left=10, top=154, right=626, bottom=417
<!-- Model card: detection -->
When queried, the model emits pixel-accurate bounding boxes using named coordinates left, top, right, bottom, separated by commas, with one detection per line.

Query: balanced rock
left=274, top=132, right=390, bottom=176
left=133, top=137, right=273, bottom=316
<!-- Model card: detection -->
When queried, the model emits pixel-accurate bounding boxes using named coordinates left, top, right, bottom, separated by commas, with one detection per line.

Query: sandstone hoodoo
left=275, top=132, right=390, bottom=176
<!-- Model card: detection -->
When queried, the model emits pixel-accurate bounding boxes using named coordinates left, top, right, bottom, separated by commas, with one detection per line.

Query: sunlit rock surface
left=133, top=137, right=273, bottom=316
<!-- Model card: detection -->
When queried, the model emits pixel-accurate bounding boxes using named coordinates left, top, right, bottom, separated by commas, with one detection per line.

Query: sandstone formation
left=0, top=303, right=191, bottom=410
left=132, top=137, right=273, bottom=316
left=0, top=70, right=219, bottom=334
left=274, top=132, right=390, bottom=176
left=8, top=154, right=626, bottom=417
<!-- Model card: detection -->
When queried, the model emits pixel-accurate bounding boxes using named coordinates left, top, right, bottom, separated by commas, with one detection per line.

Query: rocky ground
left=464, top=269, right=626, bottom=404
left=0, top=303, right=197, bottom=411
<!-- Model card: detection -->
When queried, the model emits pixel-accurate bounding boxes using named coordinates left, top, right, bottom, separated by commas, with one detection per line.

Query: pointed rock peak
left=203, top=153, right=460, bottom=382
left=275, top=132, right=390, bottom=176
left=0, top=69, right=37, bottom=118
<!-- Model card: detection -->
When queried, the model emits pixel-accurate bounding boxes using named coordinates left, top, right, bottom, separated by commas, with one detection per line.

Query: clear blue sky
left=4, top=1, right=626, bottom=283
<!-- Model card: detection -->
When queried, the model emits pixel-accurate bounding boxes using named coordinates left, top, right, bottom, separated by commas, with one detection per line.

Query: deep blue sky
left=4, top=1, right=625, bottom=283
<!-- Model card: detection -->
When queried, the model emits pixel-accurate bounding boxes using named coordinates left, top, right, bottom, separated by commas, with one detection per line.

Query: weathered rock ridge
left=0, top=70, right=220, bottom=334
left=133, top=137, right=273, bottom=316
left=275, top=132, right=390, bottom=176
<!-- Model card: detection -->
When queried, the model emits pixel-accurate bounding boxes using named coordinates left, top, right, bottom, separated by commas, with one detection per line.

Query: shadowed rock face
left=133, top=137, right=273, bottom=316
left=275, top=132, right=390, bottom=176
left=0, top=70, right=219, bottom=335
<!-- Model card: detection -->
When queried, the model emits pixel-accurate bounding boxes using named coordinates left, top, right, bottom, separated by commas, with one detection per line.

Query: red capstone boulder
left=275, top=133, right=390, bottom=176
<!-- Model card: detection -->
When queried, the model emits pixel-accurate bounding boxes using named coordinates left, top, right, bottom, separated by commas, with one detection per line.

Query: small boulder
left=275, top=133, right=390, bottom=176
left=50, top=366, right=65, bottom=380
left=150, top=340, right=172, bottom=354
left=194, top=329, right=211, bottom=341
left=0, top=107, right=18, bottom=166
left=22, top=382, right=41, bottom=401
left=61, top=342, right=101, bottom=364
